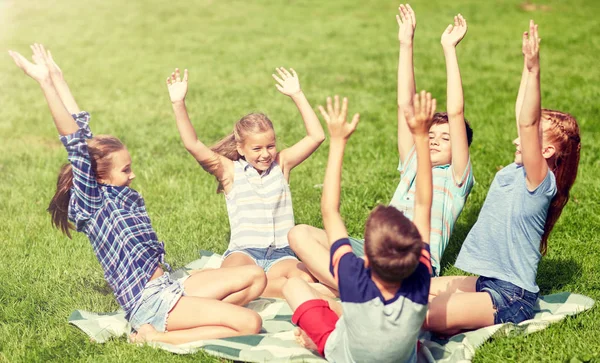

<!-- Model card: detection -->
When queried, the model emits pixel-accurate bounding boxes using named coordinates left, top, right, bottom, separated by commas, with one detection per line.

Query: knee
left=247, top=265, right=267, bottom=293
left=288, top=263, right=317, bottom=283
left=242, top=311, right=263, bottom=335
left=288, top=225, right=311, bottom=252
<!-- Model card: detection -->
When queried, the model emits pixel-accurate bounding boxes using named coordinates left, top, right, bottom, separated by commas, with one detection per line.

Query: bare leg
left=424, top=276, right=495, bottom=335
left=288, top=225, right=338, bottom=289
left=131, top=296, right=262, bottom=345
left=183, top=264, right=267, bottom=306
left=262, top=258, right=317, bottom=298
left=282, top=277, right=326, bottom=350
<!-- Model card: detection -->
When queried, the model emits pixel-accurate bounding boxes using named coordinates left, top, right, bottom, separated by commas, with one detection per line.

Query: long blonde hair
left=209, top=113, right=274, bottom=192
left=539, top=109, right=581, bottom=255
left=48, top=135, right=125, bottom=237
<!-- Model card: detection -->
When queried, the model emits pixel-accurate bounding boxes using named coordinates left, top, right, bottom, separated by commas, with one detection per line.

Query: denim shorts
left=223, top=245, right=298, bottom=272
left=128, top=272, right=186, bottom=332
left=348, top=237, right=365, bottom=257
left=476, top=276, right=539, bottom=325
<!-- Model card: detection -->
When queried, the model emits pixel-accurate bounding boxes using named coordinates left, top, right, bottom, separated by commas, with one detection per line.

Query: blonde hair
left=48, top=135, right=125, bottom=237
left=209, top=113, right=274, bottom=192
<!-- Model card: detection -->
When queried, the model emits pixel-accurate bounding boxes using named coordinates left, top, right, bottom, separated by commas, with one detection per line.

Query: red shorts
left=291, top=299, right=339, bottom=356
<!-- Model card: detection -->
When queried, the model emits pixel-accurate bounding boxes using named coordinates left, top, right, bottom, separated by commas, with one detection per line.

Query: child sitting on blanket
left=282, top=92, right=435, bottom=363
left=425, top=21, right=582, bottom=335
left=166, top=67, right=325, bottom=297
left=289, top=5, right=474, bottom=283
left=9, top=44, right=267, bottom=345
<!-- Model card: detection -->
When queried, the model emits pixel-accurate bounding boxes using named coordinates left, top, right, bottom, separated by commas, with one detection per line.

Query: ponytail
left=47, top=163, right=75, bottom=238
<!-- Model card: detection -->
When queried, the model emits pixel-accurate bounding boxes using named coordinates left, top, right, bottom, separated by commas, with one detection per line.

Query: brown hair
left=47, top=135, right=126, bottom=238
left=363, top=205, right=423, bottom=283
left=539, top=109, right=581, bottom=255
left=209, top=113, right=274, bottom=192
left=431, top=112, right=474, bottom=146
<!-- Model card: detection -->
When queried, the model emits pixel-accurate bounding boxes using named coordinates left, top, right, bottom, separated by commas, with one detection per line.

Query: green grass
left=1, top=0, right=599, bottom=361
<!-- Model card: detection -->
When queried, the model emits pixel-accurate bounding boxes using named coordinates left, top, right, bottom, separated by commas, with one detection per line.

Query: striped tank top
left=224, top=158, right=295, bottom=250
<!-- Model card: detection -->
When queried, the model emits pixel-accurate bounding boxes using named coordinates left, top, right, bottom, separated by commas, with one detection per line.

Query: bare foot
left=129, top=324, right=161, bottom=344
left=294, top=328, right=318, bottom=351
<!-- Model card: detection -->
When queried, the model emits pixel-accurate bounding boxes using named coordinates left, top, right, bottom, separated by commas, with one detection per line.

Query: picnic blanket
left=69, top=251, right=595, bottom=362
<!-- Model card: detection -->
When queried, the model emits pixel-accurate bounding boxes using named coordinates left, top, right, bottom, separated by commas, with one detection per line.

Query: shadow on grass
left=537, top=257, right=582, bottom=294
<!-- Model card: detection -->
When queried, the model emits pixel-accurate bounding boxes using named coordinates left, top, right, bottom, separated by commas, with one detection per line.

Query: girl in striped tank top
left=167, top=67, right=325, bottom=297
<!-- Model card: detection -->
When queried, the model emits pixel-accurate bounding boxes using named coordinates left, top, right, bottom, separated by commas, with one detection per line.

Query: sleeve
left=398, top=145, right=417, bottom=174
left=330, top=238, right=381, bottom=303
left=526, top=167, right=557, bottom=198
left=450, top=157, right=475, bottom=197
left=59, top=112, right=102, bottom=228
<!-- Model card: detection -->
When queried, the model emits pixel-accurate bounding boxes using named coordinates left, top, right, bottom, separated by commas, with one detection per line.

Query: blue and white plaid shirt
left=61, top=112, right=167, bottom=318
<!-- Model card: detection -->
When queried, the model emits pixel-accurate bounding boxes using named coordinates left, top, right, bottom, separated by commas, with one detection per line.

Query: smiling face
left=100, top=148, right=135, bottom=187
left=237, top=129, right=277, bottom=172
left=428, top=122, right=452, bottom=166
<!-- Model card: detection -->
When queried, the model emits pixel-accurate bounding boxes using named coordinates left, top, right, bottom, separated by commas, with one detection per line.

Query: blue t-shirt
left=324, top=238, right=431, bottom=363
left=455, top=163, right=557, bottom=293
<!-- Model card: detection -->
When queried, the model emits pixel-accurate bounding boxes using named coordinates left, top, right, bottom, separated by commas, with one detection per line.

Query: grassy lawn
left=1, top=0, right=599, bottom=361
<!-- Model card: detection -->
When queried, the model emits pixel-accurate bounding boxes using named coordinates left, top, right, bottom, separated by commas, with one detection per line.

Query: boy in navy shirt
left=282, top=91, right=435, bottom=362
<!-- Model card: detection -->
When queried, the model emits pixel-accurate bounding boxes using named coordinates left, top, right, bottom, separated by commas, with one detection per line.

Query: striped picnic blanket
left=69, top=251, right=595, bottom=362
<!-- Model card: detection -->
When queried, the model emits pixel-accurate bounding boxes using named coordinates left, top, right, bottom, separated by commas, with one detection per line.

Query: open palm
left=166, top=68, right=188, bottom=103
left=272, top=67, right=301, bottom=96
left=441, top=14, right=467, bottom=48
left=8, top=46, right=50, bottom=83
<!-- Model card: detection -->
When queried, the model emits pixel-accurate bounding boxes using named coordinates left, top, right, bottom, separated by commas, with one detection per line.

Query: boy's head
left=428, top=112, right=473, bottom=167
left=363, top=205, right=423, bottom=283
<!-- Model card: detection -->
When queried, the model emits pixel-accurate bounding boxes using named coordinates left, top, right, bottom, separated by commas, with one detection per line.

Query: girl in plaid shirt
left=9, top=44, right=267, bottom=345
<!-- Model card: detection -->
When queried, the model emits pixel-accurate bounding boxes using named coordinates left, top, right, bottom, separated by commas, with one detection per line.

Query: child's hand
left=43, top=48, right=64, bottom=79
left=166, top=68, right=188, bottom=104
left=318, top=95, right=360, bottom=140
left=440, top=14, right=467, bottom=48
left=8, top=43, right=51, bottom=83
left=522, top=20, right=540, bottom=72
left=396, top=4, right=416, bottom=45
left=272, top=67, right=301, bottom=96
left=404, top=91, right=436, bottom=136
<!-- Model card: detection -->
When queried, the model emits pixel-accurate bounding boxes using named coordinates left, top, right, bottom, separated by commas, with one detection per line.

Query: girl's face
left=428, top=123, right=452, bottom=166
left=513, top=119, right=556, bottom=165
left=238, top=129, right=277, bottom=172
left=100, top=149, right=136, bottom=187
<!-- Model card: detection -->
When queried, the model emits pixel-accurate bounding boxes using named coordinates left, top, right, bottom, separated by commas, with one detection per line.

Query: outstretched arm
left=441, top=14, right=470, bottom=181
left=274, top=68, right=325, bottom=178
left=8, top=45, right=78, bottom=136
left=319, top=96, right=360, bottom=245
left=519, top=20, right=547, bottom=190
left=40, top=46, right=80, bottom=114
left=404, top=91, right=436, bottom=244
left=515, top=31, right=530, bottom=128
left=167, top=68, right=233, bottom=184
left=396, top=4, right=417, bottom=162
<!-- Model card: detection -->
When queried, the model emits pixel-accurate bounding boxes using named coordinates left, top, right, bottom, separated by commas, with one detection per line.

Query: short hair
left=431, top=112, right=473, bottom=146
left=363, top=205, right=423, bottom=283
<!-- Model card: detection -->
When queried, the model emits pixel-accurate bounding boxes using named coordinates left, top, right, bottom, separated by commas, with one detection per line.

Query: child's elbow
left=312, top=132, right=326, bottom=145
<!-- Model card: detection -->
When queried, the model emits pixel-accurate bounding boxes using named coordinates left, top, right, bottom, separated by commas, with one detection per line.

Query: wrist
left=399, top=42, right=414, bottom=49
left=171, top=99, right=186, bottom=106
left=329, top=137, right=347, bottom=146
left=38, top=77, right=54, bottom=88
left=413, top=133, right=429, bottom=143
left=289, top=90, right=304, bottom=99
left=442, top=45, right=457, bottom=53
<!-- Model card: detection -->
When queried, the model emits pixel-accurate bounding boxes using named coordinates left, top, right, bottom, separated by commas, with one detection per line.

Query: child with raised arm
left=425, top=21, right=581, bottom=335
left=167, top=67, right=325, bottom=297
left=282, top=91, right=435, bottom=363
left=9, top=44, right=267, bottom=345
left=290, top=5, right=473, bottom=289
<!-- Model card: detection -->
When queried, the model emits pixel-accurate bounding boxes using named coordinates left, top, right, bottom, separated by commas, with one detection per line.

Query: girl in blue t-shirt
left=9, top=44, right=267, bottom=345
left=424, top=21, right=581, bottom=335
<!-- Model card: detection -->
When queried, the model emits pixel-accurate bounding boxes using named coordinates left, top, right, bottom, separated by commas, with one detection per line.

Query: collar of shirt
left=239, top=158, right=275, bottom=178
left=99, top=184, right=143, bottom=209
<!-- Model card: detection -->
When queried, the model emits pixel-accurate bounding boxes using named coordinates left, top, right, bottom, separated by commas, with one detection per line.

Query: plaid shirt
left=61, top=112, right=166, bottom=318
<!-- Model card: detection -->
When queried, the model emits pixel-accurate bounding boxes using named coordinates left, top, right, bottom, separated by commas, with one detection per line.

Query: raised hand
left=166, top=68, right=188, bottom=103
left=318, top=95, right=360, bottom=140
left=272, top=67, right=301, bottom=96
left=523, top=20, right=540, bottom=72
left=8, top=43, right=51, bottom=83
left=396, top=4, right=416, bottom=45
left=441, top=14, right=467, bottom=48
left=404, top=91, right=436, bottom=135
